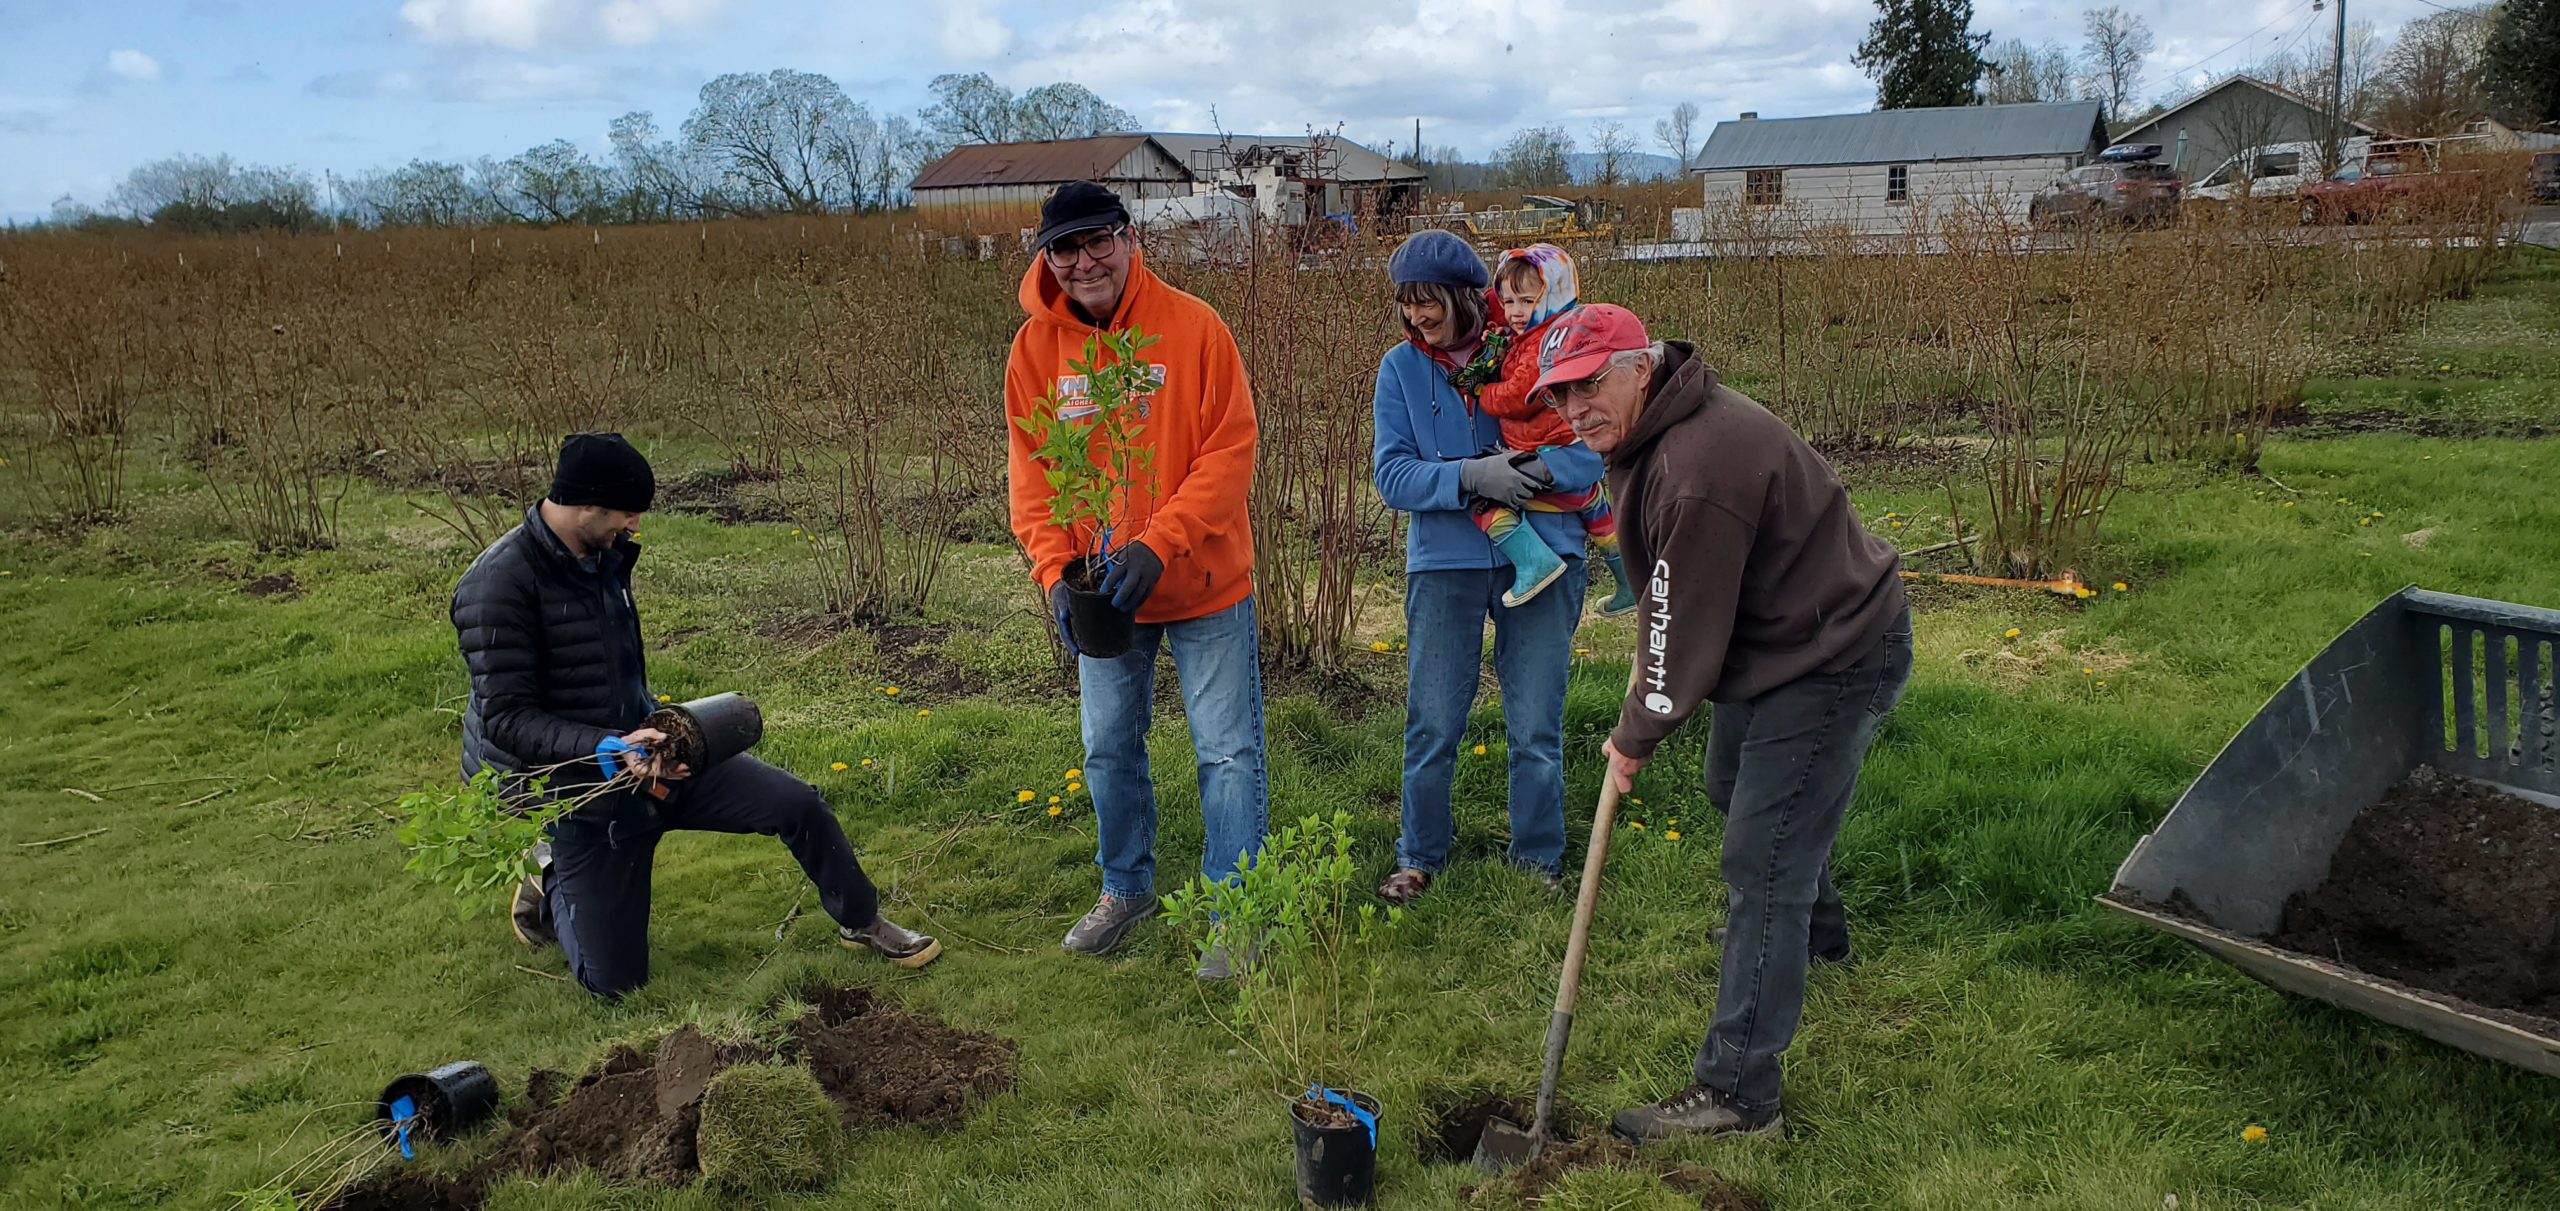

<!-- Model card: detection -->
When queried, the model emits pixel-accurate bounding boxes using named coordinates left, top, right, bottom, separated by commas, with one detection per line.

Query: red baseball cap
left=1530, top=304, right=1650, bottom=401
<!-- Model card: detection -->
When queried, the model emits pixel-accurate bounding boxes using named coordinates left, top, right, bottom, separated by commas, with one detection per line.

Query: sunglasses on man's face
left=1045, top=225, right=1127, bottom=265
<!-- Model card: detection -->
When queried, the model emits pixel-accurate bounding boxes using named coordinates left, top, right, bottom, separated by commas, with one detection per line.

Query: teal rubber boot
left=1494, top=525, right=1567, bottom=608
left=1597, top=551, right=1639, bottom=617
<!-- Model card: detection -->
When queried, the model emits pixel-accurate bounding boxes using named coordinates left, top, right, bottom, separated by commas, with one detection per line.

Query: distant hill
left=1561, top=151, right=1685, bottom=183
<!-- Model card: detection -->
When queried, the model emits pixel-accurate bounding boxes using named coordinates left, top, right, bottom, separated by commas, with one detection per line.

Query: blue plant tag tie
left=1307, top=1085, right=1377, bottom=1149
left=389, top=1095, right=418, bottom=1161
left=595, top=736, right=636, bottom=781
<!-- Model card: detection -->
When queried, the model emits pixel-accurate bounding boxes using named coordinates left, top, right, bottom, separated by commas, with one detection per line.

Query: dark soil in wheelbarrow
left=321, top=986, right=1015, bottom=1209
left=2273, top=766, right=2560, bottom=1027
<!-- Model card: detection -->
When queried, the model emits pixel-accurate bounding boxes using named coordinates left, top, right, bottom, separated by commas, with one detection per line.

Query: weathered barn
left=909, top=133, right=1422, bottom=227
left=1693, top=101, right=2107, bottom=232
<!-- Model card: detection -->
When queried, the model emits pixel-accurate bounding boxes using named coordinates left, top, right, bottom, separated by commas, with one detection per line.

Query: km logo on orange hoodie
left=1004, top=247, right=1259, bottom=626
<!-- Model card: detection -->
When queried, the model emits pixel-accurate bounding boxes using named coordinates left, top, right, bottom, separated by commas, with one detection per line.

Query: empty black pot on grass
left=1292, top=1089, right=1381, bottom=1207
left=641, top=692, right=763, bottom=771
left=377, top=1061, right=500, bottom=1146
left=1060, top=555, right=1135, bottom=660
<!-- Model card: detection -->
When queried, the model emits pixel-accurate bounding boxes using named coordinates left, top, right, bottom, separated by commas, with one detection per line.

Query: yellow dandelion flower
left=1630, top=797, right=1644, bottom=805
left=656, top=694, right=672, bottom=703
left=2074, top=586, right=2095, bottom=599
left=1631, top=821, right=1645, bottom=830
left=1472, top=743, right=1488, bottom=756
left=916, top=708, right=931, bottom=717
left=861, top=758, right=875, bottom=768
left=2083, top=667, right=2095, bottom=676
left=2096, top=680, right=2108, bottom=688
left=1049, top=795, right=1062, bottom=805
left=1371, top=640, right=1392, bottom=652
left=2004, top=628, right=2023, bottom=639
left=1066, top=767, right=1083, bottom=780
left=2360, top=518, right=2372, bottom=526
left=1669, top=817, right=1679, bottom=826
left=1884, top=512, right=1900, bottom=520
left=1017, top=790, right=1035, bottom=803
left=831, top=762, right=849, bottom=772
left=1666, top=830, right=1683, bottom=841
left=1068, top=782, right=1082, bottom=793
left=2438, top=364, right=2451, bottom=372
left=1891, top=521, right=1905, bottom=529
left=2113, top=581, right=2129, bottom=592
left=1048, top=804, right=1064, bottom=818
left=2242, top=1125, right=2268, bottom=1143
left=2282, top=501, right=2295, bottom=509
left=885, top=686, right=901, bottom=696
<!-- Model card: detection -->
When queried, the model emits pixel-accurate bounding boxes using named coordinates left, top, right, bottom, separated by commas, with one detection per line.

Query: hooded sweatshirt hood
left=1496, top=244, right=1581, bottom=332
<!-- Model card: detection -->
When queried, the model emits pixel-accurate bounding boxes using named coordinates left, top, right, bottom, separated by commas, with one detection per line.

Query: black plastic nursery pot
left=1291, top=1089, right=1381, bottom=1208
left=1061, top=556, right=1136, bottom=660
left=642, top=692, right=763, bottom=770
left=376, top=1061, right=500, bottom=1145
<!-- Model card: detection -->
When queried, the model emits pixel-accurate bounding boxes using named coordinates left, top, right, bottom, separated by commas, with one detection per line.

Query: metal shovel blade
left=1471, top=1113, right=1541, bottom=1174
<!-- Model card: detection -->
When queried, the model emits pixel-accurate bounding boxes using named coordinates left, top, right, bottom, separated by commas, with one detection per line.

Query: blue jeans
left=1397, top=562, right=1586, bottom=876
left=1694, top=611, right=1913, bottom=1110
left=1079, top=595, right=1271, bottom=898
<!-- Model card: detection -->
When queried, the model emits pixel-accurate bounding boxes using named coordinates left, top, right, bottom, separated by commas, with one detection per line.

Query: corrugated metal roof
left=909, top=136, right=1162, bottom=191
left=2117, top=74, right=2384, bottom=143
left=1694, top=101, right=2106, bottom=171
left=1145, top=133, right=1425, bottom=182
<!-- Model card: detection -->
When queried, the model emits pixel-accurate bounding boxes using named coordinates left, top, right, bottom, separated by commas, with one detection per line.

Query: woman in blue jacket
left=1372, top=230, right=1601, bottom=903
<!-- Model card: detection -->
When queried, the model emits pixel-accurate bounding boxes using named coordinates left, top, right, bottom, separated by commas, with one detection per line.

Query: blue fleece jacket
left=1372, top=339, right=1604, bottom=574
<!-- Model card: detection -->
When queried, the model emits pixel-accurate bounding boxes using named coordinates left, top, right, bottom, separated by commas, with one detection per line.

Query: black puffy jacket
left=451, top=505, right=652, bottom=791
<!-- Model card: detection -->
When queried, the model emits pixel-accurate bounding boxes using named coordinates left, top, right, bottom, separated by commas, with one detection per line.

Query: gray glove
left=1458, top=452, right=1552, bottom=508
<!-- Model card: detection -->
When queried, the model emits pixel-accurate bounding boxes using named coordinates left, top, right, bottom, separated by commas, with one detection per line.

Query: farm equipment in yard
left=2105, top=588, right=2560, bottom=1077
left=1408, top=195, right=1620, bottom=246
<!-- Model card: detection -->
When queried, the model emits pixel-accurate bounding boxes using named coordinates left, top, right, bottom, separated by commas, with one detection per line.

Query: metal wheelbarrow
left=2104, top=588, right=2560, bottom=1076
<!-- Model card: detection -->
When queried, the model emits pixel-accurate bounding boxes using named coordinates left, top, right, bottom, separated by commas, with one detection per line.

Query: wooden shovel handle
left=1554, top=779, right=1622, bottom=1019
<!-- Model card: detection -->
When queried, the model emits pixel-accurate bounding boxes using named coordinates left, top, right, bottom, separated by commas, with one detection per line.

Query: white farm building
left=1693, top=101, right=2108, bottom=233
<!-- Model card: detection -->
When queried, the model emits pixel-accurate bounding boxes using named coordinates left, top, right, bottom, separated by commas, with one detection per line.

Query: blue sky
left=0, top=0, right=2447, bottom=223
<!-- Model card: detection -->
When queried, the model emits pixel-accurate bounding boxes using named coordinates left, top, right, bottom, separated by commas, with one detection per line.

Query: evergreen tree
left=1855, top=0, right=1992, bottom=109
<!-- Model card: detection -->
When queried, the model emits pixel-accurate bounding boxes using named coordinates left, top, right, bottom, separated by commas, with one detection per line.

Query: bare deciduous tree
left=1495, top=126, right=1575, bottom=189
left=2080, top=6, right=2156, bottom=119
left=1985, top=38, right=2078, bottom=103
left=2375, top=7, right=2492, bottom=136
left=1589, top=120, right=1637, bottom=185
left=1654, top=101, right=1700, bottom=172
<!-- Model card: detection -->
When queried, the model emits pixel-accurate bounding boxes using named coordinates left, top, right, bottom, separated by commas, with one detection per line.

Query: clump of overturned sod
left=696, top=1063, right=843, bottom=1195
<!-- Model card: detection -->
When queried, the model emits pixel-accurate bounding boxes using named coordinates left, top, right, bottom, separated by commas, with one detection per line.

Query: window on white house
left=1746, top=169, right=1784, bottom=205
left=1887, top=164, right=1910, bottom=203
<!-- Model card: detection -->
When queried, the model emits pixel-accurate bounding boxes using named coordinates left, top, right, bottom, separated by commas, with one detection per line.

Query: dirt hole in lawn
left=1420, top=1088, right=1760, bottom=1210
left=1461, top=1132, right=1765, bottom=1210
left=322, top=984, right=1015, bottom=1209
left=2273, top=765, right=2560, bottom=1029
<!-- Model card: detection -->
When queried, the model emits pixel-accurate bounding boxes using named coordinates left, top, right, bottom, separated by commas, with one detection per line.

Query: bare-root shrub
left=162, top=307, right=350, bottom=550
left=1160, top=206, right=1393, bottom=674
left=0, top=266, right=136, bottom=524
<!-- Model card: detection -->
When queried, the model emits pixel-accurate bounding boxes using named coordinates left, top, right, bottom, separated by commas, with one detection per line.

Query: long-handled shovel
left=1475, top=779, right=1625, bottom=1172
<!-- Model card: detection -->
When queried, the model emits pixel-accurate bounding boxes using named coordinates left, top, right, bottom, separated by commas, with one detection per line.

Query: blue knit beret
left=1388, top=229, right=1489, bottom=290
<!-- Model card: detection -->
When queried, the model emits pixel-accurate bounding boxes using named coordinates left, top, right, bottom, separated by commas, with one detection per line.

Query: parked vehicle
left=2532, top=151, right=2560, bottom=203
left=2187, top=137, right=2371, bottom=204
left=2030, top=157, right=2183, bottom=228
left=2297, top=136, right=2492, bottom=224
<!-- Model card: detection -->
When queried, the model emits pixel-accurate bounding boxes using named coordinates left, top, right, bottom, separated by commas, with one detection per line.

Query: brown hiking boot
left=1611, top=1082, right=1784, bottom=1143
left=841, top=916, right=942, bottom=969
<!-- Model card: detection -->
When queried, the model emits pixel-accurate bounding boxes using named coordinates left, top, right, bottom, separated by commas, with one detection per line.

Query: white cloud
left=398, top=0, right=724, bottom=50
left=105, top=49, right=162, bottom=81
left=940, top=1, right=1014, bottom=61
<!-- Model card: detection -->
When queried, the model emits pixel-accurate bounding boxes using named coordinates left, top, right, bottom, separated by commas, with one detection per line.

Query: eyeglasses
left=1542, top=363, right=1621, bottom=411
left=1044, top=225, right=1128, bottom=266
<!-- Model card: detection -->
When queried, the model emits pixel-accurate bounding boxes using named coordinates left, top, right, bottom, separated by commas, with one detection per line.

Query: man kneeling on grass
left=451, top=432, right=939, bottom=997
left=1535, top=306, right=1914, bottom=1141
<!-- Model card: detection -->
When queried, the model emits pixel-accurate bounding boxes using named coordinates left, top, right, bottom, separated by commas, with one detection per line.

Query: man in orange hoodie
left=1005, top=182, right=1268, bottom=977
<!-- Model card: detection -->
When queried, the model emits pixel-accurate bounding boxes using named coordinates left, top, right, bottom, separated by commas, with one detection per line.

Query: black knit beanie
left=548, top=432, right=655, bottom=513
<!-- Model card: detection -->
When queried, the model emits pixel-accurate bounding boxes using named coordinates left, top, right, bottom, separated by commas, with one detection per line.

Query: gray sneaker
left=1194, top=931, right=1264, bottom=981
left=1062, top=892, right=1160, bottom=956
left=1610, top=1082, right=1784, bottom=1143
left=841, top=916, right=942, bottom=969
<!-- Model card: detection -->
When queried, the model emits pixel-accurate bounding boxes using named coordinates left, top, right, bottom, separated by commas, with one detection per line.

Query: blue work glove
left=1049, top=583, right=1081, bottom=657
left=1101, top=541, right=1164, bottom=614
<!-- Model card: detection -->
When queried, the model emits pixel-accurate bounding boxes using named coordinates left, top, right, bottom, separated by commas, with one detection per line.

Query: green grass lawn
left=8, top=260, right=2560, bottom=1210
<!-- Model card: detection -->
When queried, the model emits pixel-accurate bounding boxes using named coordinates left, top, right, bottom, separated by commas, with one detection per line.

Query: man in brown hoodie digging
left=1534, top=305, right=1914, bottom=1142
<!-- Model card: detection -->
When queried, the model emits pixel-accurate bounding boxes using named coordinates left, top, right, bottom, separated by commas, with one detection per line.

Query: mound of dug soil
left=2274, top=767, right=2560, bottom=1025
left=1464, top=1133, right=1764, bottom=1210
left=324, top=987, right=1015, bottom=1209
